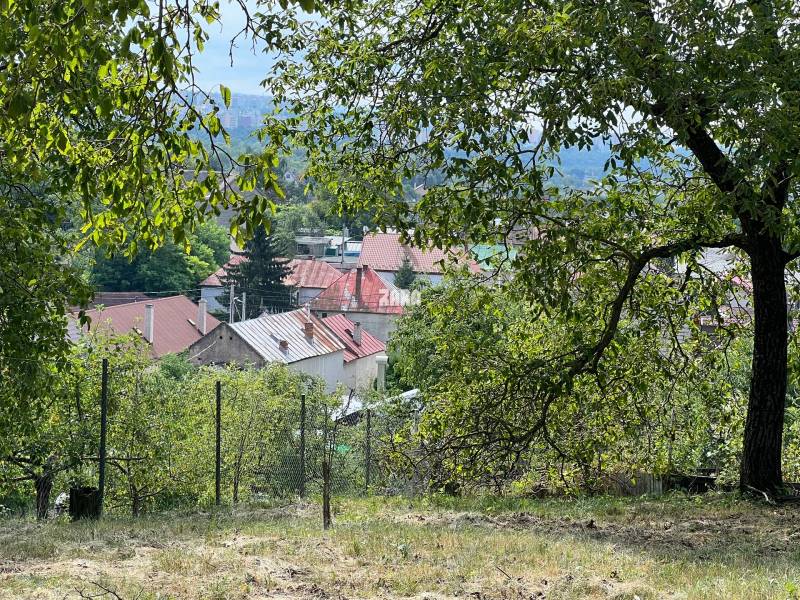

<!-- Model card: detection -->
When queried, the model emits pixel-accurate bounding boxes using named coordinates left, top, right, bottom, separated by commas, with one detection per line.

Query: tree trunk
left=34, top=472, right=54, bottom=521
left=740, top=239, right=787, bottom=493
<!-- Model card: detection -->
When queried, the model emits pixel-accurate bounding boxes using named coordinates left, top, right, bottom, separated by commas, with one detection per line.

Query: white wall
left=376, top=270, right=443, bottom=286
left=298, top=286, right=326, bottom=306
left=342, top=353, right=381, bottom=390
left=288, top=350, right=347, bottom=392
left=313, top=310, right=398, bottom=342
left=201, top=286, right=225, bottom=313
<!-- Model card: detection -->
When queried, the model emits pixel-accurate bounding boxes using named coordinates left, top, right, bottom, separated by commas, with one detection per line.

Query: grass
left=0, top=493, right=798, bottom=599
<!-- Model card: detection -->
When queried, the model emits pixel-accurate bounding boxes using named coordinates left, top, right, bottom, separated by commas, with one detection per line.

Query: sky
left=191, top=1, right=274, bottom=96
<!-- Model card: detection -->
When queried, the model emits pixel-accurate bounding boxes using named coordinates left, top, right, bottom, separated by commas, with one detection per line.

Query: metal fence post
left=365, top=408, right=371, bottom=493
left=299, top=393, right=306, bottom=497
left=215, top=380, right=221, bottom=506
left=98, top=358, right=109, bottom=517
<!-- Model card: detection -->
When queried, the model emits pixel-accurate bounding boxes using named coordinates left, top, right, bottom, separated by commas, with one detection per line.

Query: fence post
left=299, top=393, right=306, bottom=497
left=98, top=358, right=108, bottom=517
left=215, top=380, right=221, bottom=507
left=365, top=408, right=371, bottom=494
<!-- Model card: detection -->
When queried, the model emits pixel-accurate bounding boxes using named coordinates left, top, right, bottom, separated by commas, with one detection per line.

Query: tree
left=220, top=225, right=293, bottom=319
left=394, top=257, right=417, bottom=289
left=0, top=0, right=294, bottom=447
left=90, top=223, right=230, bottom=293
left=261, top=0, right=800, bottom=493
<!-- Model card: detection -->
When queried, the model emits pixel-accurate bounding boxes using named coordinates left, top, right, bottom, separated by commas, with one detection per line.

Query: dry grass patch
left=0, top=494, right=798, bottom=599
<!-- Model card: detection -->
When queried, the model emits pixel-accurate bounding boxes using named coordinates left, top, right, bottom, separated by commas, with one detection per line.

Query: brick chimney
left=197, top=299, right=208, bottom=335
left=279, top=339, right=289, bottom=352
left=352, top=321, right=362, bottom=344
left=304, top=320, right=314, bottom=339
left=143, top=303, right=154, bottom=344
left=355, top=266, right=363, bottom=306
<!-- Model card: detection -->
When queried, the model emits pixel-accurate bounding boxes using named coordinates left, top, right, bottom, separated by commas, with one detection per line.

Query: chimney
left=304, top=320, right=314, bottom=339
left=197, top=299, right=208, bottom=335
left=355, top=266, right=363, bottom=305
left=352, top=321, right=362, bottom=345
left=376, top=354, right=388, bottom=392
left=143, top=303, right=154, bottom=344
left=279, top=339, right=289, bottom=352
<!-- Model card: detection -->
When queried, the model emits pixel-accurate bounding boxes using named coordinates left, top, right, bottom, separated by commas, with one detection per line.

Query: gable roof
left=284, top=258, right=343, bottom=290
left=80, top=295, right=220, bottom=357
left=228, top=308, right=345, bottom=363
left=358, top=232, right=479, bottom=274
left=200, top=254, right=248, bottom=287
left=322, top=314, right=386, bottom=363
left=311, top=266, right=404, bottom=314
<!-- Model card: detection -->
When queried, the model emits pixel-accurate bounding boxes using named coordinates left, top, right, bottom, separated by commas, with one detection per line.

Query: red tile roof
left=322, top=314, right=386, bottom=362
left=358, top=232, right=479, bottom=274
left=80, top=295, right=220, bottom=357
left=311, top=266, right=404, bottom=314
left=200, top=254, right=248, bottom=287
left=284, top=258, right=343, bottom=290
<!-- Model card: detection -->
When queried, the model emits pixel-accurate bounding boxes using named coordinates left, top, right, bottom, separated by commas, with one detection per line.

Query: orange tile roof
left=284, top=258, right=343, bottom=290
left=80, top=295, right=220, bottom=357
left=358, top=232, right=480, bottom=274
left=322, top=314, right=386, bottom=363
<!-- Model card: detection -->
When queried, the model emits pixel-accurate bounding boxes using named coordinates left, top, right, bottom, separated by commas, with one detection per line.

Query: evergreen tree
left=220, top=226, right=294, bottom=320
left=394, top=256, right=416, bottom=289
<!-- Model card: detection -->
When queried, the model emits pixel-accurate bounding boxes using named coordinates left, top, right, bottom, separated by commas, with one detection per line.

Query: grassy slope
left=0, top=493, right=798, bottom=599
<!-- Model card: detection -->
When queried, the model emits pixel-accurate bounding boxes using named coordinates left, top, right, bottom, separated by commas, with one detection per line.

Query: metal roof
left=229, top=308, right=345, bottom=363
left=311, top=266, right=404, bottom=314
left=322, top=314, right=386, bottom=363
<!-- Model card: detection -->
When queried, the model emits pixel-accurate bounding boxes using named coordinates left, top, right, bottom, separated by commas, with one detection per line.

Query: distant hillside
left=209, top=93, right=613, bottom=186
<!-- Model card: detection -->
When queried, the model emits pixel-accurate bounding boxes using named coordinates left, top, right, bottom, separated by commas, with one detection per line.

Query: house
left=358, top=232, right=479, bottom=285
left=187, top=308, right=346, bottom=392
left=74, top=295, right=219, bottom=357
left=310, top=265, right=404, bottom=342
left=322, top=314, right=386, bottom=389
left=284, top=258, right=344, bottom=305
left=200, top=256, right=344, bottom=314
left=198, top=254, right=247, bottom=313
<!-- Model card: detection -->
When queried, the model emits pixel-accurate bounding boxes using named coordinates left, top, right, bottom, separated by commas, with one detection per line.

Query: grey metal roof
left=230, top=309, right=345, bottom=364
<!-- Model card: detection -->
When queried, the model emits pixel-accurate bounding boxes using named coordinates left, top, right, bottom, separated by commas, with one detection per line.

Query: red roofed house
left=358, top=232, right=479, bottom=286
left=74, top=295, right=220, bottom=358
left=322, top=314, right=386, bottom=389
left=284, top=258, right=344, bottom=305
left=199, top=254, right=247, bottom=313
left=311, top=265, right=403, bottom=342
left=199, top=256, right=343, bottom=313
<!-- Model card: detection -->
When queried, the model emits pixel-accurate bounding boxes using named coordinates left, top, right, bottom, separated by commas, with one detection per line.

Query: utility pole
left=241, top=292, right=247, bottom=321
left=229, top=282, right=235, bottom=323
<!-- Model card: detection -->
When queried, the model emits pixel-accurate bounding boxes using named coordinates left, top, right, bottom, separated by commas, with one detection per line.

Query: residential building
left=187, top=308, right=346, bottom=392
left=200, top=256, right=344, bottom=313
left=73, top=295, right=219, bottom=357
left=322, top=314, right=386, bottom=389
left=358, top=232, right=479, bottom=285
left=310, top=265, right=404, bottom=342
left=284, top=258, right=343, bottom=305
left=199, top=254, right=247, bottom=313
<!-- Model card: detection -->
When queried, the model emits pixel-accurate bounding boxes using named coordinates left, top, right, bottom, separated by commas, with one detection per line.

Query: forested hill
left=211, top=93, right=612, bottom=187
